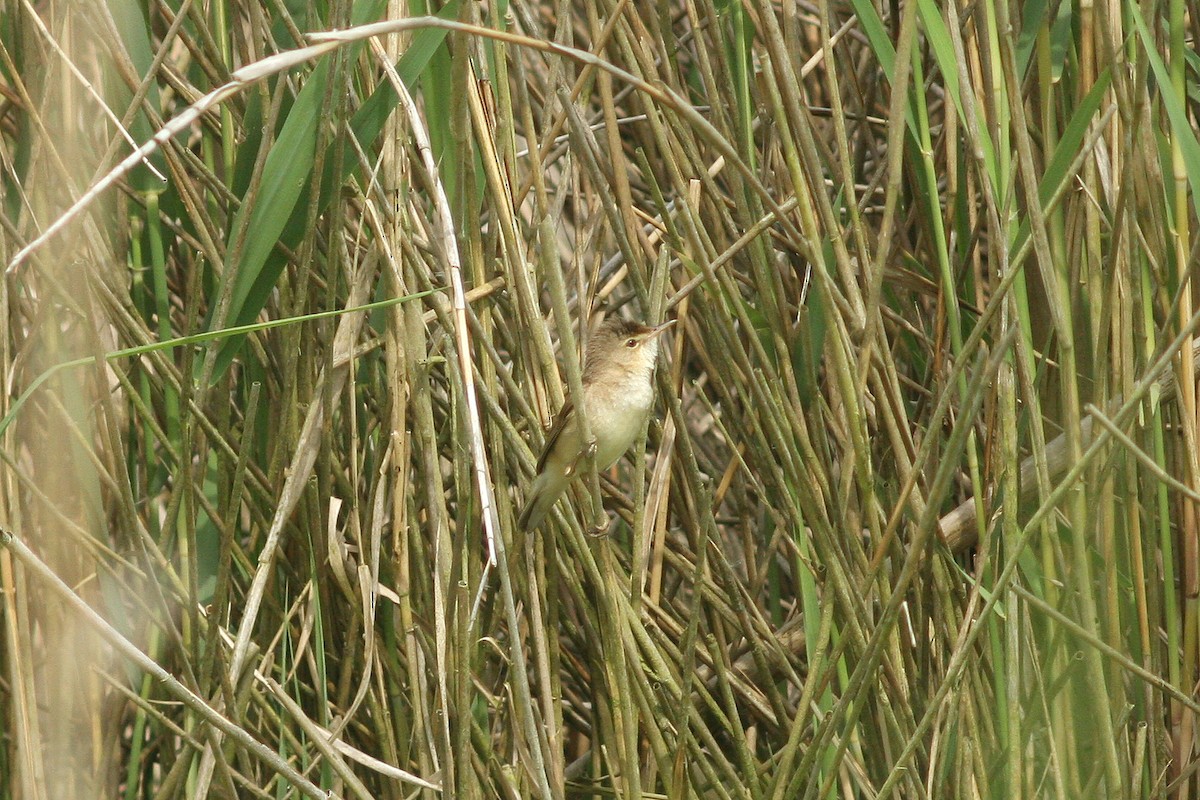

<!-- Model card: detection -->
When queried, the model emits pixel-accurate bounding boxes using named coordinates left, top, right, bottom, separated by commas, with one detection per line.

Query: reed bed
left=2, top=0, right=1199, bottom=797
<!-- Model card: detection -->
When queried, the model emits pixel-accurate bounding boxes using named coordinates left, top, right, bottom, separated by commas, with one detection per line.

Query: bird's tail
left=517, top=472, right=566, bottom=531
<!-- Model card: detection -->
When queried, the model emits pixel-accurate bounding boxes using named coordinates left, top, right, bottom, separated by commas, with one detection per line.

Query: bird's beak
left=643, top=319, right=676, bottom=341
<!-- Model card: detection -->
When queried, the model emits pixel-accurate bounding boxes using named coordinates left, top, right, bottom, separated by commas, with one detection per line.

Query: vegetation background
left=2, top=0, right=1199, bottom=796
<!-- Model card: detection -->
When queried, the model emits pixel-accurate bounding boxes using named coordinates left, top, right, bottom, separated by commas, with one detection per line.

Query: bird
left=517, top=317, right=674, bottom=531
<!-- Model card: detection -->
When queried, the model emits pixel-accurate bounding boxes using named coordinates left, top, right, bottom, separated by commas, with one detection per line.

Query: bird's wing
left=535, top=399, right=575, bottom=474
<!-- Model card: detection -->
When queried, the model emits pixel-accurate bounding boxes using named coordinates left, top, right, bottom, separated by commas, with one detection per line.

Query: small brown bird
left=518, top=317, right=674, bottom=530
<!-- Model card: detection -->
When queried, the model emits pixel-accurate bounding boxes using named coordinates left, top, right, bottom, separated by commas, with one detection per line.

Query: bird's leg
left=574, top=437, right=606, bottom=533
left=566, top=437, right=599, bottom=477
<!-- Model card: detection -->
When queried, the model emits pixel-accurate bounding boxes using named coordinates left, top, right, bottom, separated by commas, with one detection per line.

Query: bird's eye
left=625, top=338, right=638, bottom=348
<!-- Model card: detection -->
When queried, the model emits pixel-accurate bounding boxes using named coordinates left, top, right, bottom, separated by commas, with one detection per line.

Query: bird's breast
left=583, top=378, right=654, bottom=469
